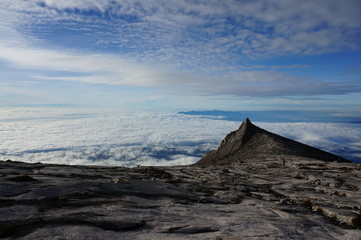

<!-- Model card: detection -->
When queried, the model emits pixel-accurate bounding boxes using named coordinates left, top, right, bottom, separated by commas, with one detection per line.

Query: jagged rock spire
left=195, top=118, right=349, bottom=166
left=217, top=118, right=259, bottom=159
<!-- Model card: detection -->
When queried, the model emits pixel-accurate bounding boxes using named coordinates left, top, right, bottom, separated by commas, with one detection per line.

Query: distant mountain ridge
left=179, top=110, right=361, bottom=123
left=195, top=118, right=350, bottom=166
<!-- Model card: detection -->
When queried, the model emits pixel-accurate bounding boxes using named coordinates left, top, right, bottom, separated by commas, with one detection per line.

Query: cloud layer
left=2, top=0, right=361, bottom=58
left=0, top=0, right=360, bottom=101
left=0, top=108, right=238, bottom=166
left=0, top=43, right=359, bottom=99
left=0, top=108, right=360, bottom=166
left=3, top=0, right=360, bottom=59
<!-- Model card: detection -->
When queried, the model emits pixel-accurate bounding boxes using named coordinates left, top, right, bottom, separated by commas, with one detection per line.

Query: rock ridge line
left=196, top=118, right=349, bottom=166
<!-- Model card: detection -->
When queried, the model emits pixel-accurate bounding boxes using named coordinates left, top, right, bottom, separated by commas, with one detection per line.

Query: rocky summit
left=196, top=118, right=349, bottom=166
left=0, top=120, right=360, bottom=239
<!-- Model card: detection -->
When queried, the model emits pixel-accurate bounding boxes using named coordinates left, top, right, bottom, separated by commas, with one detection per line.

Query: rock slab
left=0, top=159, right=360, bottom=239
left=1, top=120, right=360, bottom=239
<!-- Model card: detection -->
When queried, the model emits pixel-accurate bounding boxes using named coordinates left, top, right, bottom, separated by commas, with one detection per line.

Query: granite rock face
left=196, top=118, right=349, bottom=166
left=0, top=120, right=360, bottom=239
left=0, top=160, right=360, bottom=239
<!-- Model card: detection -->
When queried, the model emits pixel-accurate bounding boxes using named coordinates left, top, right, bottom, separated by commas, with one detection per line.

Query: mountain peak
left=195, top=118, right=349, bottom=166
left=242, top=117, right=251, bottom=125
left=217, top=118, right=260, bottom=156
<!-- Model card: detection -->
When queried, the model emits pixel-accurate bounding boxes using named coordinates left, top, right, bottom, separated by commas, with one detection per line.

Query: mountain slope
left=195, top=118, right=350, bottom=166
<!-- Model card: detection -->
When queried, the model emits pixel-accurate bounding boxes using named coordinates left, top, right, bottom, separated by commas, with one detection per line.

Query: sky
left=1, top=0, right=361, bottom=111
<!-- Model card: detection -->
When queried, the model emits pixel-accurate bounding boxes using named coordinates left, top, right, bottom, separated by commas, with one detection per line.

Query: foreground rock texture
left=0, top=120, right=360, bottom=239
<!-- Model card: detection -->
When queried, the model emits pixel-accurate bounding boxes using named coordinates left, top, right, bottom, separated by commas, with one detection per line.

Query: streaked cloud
left=0, top=43, right=359, bottom=98
left=0, top=0, right=360, bottom=104
left=2, top=0, right=358, bottom=59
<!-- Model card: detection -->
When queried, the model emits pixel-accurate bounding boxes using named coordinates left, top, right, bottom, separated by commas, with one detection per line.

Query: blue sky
left=0, top=0, right=361, bottom=112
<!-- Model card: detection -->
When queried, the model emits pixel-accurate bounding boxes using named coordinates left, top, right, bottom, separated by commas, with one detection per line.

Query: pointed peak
left=195, top=116, right=350, bottom=166
left=239, top=117, right=254, bottom=129
left=243, top=118, right=251, bottom=124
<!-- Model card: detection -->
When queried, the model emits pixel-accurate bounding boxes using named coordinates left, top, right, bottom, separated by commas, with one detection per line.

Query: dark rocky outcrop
left=196, top=118, right=350, bottom=166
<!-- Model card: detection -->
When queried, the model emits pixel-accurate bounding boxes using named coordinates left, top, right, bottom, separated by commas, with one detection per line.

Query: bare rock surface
left=1, top=159, right=360, bottom=239
left=1, top=119, right=360, bottom=239
left=196, top=118, right=349, bottom=166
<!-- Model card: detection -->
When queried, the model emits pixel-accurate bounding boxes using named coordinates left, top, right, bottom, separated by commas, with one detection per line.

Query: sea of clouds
left=1, top=108, right=360, bottom=166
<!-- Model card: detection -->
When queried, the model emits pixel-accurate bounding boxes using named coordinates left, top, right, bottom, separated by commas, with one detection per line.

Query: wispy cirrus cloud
left=2, top=0, right=360, bottom=63
left=1, top=42, right=359, bottom=98
left=0, top=0, right=360, bottom=103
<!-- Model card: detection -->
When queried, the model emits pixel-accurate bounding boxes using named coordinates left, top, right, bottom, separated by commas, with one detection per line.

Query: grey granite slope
left=0, top=120, right=360, bottom=239
left=0, top=159, right=360, bottom=239
left=196, top=118, right=349, bottom=166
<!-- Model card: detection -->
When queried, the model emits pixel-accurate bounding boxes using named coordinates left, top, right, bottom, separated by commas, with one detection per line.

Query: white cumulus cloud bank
left=258, top=122, right=361, bottom=162
left=0, top=108, right=360, bottom=166
left=0, top=108, right=239, bottom=166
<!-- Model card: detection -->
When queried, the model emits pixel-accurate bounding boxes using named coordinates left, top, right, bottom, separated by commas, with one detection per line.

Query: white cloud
left=0, top=42, right=358, bottom=98
left=0, top=108, right=239, bottom=166
left=0, top=0, right=360, bottom=100
left=257, top=121, right=361, bottom=161
left=0, top=108, right=360, bottom=166
left=1, top=0, right=360, bottom=62
left=0, top=43, right=181, bottom=87
left=41, top=0, right=109, bottom=11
